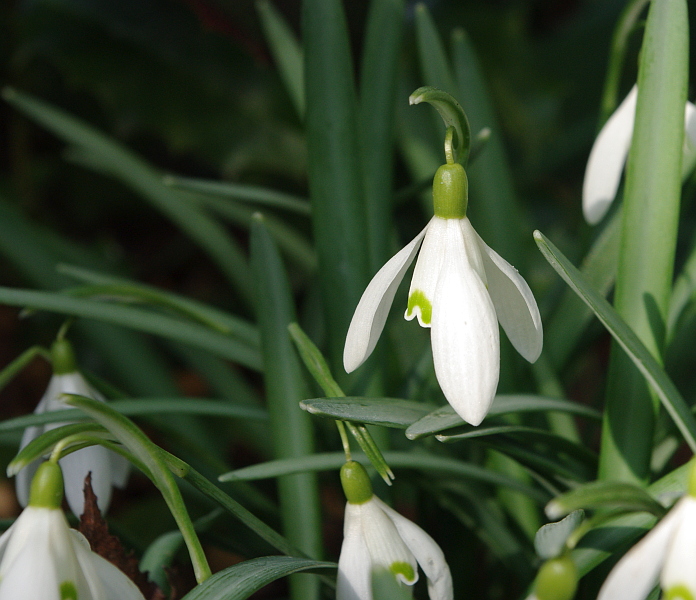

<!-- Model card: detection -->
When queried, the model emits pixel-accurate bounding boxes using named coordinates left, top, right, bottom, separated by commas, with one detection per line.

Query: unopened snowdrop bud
left=15, top=338, right=130, bottom=517
left=432, top=163, right=467, bottom=219
left=533, top=556, right=578, bottom=600
left=337, top=461, right=453, bottom=600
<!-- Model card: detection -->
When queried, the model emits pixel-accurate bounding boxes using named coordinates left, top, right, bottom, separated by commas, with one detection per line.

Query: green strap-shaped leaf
left=546, top=481, right=667, bottom=520
left=180, top=557, right=336, bottom=600
left=534, top=230, right=696, bottom=452
left=63, top=395, right=211, bottom=583
left=300, top=397, right=434, bottom=428
left=0, top=287, right=261, bottom=370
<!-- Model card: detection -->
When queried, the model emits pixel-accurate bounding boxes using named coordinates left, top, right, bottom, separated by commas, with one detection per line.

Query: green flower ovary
left=406, top=290, right=432, bottom=325
left=665, top=585, right=695, bottom=600
left=432, top=163, right=468, bottom=219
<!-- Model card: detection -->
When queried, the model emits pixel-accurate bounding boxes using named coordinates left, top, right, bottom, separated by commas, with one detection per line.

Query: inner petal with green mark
left=390, top=561, right=416, bottom=584
left=60, top=581, right=78, bottom=600
left=406, top=290, right=432, bottom=327
left=665, top=585, right=695, bottom=600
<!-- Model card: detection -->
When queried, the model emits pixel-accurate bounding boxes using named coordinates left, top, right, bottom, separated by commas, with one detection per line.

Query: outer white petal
left=469, top=221, right=543, bottom=363
left=597, top=497, right=688, bottom=600
left=109, top=453, right=132, bottom=489
left=430, top=222, right=499, bottom=426
left=662, top=496, right=696, bottom=597
left=344, top=224, right=428, bottom=372
left=582, top=85, right=637, bottom=225
left=71, top=530, right=146, bottom=600
left=337, top=503, right=374, bottom=600
left=374, top=498, right=453, bottom=600
left=15, top=425, right=43, bottom=508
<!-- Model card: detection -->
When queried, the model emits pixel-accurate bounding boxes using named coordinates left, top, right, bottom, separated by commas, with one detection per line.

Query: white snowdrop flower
left=0, top=461, right=144, bottom=600
left=344, top=162, right=542, bottom=425
left=337, top=461, right=453, bottom=600
left=582, top=85, right=696, bottom=225
left=598, top=494, right=696, bottom=600
left=15, top=340, right=129, bottom=516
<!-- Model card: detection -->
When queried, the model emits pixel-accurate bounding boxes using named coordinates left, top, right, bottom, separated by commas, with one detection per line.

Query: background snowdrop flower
left=337, top=461, right=453, bottom=600
left=344, top=161, right=542, bottom=425
left=598, top=459, right=696, bottom=600
left=15, top=339, right=129, bottom=517
left=583, top=85, right=696, bottom=225
left=0, top=461, right=145, bottom=600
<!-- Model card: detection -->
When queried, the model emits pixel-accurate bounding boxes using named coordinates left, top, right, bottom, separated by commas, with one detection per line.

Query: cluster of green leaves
left=2, top=0, right=696, bottom=599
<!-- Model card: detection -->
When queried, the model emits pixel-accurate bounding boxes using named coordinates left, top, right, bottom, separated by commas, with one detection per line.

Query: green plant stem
left=598, top=0, right=689, bottom=484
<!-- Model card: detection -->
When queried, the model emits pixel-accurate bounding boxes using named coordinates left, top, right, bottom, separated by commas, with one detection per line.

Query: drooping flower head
left=337, top=461, right=452, bottom=600
left=344, top=158, right=542, bottom=425
left=583, top=85, right=696, bottom=225
left=15, top=339, right=129, bottom=517
left=597, top=459, right=696, bottom=600
left=0, top=461, right=145, bottom=600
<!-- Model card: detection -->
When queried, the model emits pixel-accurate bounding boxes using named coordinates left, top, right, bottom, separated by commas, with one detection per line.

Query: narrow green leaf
left=0, top=287, right=262, bottom=370
left=221, top=451, right=549, bottom=503
left=535, top=510, right=585, bottom=560
left=251, top=216, right=322, bottom=600
left=58, top=264, right=259, bottom=345
left=360, top=0, right=404, bottom=270
left=180, top=557, right=336, bottom=600
left=406, top=394, right=601, bottom=440
left=0, top=346, right=48, bottom=395
left=3, top=88, right=253, bottom=304
left=414, top=4, right=456, bottom=95
left=545, top=212, right=621, bottom=368
left=163, top=174, right=310, bottom=215
left=257, top=1, right=305, bottom=119
left=300, top=397, right=434, bottom=429
left=63, top=395, right=211, bottom=583
left=288, top=323, right=343, bottom=397
left=534, top=230, right=696, bottom=452
left=303, top=0, right=369, bottom=368
left=598, top=0, right=689, bottom=483
left=546, top=481, right=667, bottom=520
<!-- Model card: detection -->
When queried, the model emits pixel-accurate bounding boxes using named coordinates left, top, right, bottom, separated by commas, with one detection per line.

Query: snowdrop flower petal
left=471, top=222, right=543, bottom=362
left=61, top=445, right=114, bottom=517
left=375, top=497, right=453, bottom=600
left=597, top=497, right=688, bottom=600
left=582, top=85, right=637, bottom=225
left=337, top=505, right=373, bottom=600
left=71, top=530, right=145, bottom=600
left=431, top=220, right=499, bottom=426
left=661, top=496, right=696, bottom=598
left=344, top=225, right=428, bottom=372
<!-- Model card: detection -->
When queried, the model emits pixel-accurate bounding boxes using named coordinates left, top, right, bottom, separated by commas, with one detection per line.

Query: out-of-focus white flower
left=582, top=85, right=696, bottom=225
left=16, top=340, right=129, bottom=516
left=337, top=461, right=452, bottom=600
left=0, top=461, right=144, bottom=600
left=344, top=162, right=542, bottom=426
left=597, top=495, right=696, bottom=600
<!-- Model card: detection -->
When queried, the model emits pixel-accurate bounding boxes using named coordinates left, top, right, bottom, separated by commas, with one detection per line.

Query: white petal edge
left=661, top=496, right=696, bottom=596
left=597, top=497, right=688, bottom=600
left=682, top=101, right=696, bottom=179
left=470, top=222, right=543, bottom=363
left=582, top=85, right=637, bottom=225
left=375, top=497, right=453, bottom=600
left=71, top=530, right=146, bottom=600
left=431, top=221, right=499, bottom=426
left=344, top=224, right=428, bottom=372
left=337, top=503, right=374, bottom=600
